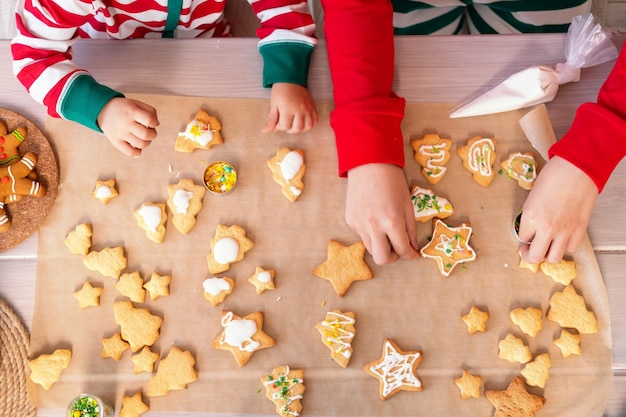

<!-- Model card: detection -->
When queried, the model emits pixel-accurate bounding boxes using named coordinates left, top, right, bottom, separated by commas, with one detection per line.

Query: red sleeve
left=321, top=0, right=405, bottom=177
left=549, top=46, right=626, bottom=192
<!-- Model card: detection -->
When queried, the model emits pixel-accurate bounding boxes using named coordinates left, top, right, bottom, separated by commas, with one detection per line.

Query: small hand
left=518, top=156, right=598, bottom=264
left=98, top=97, right=160, bottom=157
left=345, top=163, right=419, bottom=265
left=262, top=83, right=318, bottom=134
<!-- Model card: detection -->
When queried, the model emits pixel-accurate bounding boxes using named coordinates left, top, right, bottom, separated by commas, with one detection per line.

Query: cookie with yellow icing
left=175, top=109, right=223, bottom=153
left=410, top=133, right=452, bottom=184
left=457, top=136, right=497, bottom=187
left=315, top=310, right=356, bottom=368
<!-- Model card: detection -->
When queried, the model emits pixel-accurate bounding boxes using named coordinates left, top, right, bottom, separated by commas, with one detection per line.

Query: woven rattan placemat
left=0, top=298, right=36, bottom=417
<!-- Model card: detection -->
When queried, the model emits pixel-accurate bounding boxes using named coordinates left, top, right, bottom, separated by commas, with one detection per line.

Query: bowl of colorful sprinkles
left=203, top=161, right=237, bottom=196
left=67, top=394, right=113, bottom=417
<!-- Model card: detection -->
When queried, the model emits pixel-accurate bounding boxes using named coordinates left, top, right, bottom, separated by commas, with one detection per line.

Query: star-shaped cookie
left=212, top=310, right=276, bottom=366
left=73, top=281, right=103, bottom=309
left=363, top=338, right=423, bottom=400
left=248, top=266, right=276, bottom=294
left=312, top=240, right=373, bottom=297
left=131, top=346, right=160, bottom=374
left=420, top=219, right=476, bottom=277
left=101, top=332, right=130, bottom=361
left=454, top=369, right=482, bottom=399
left=120, top=391, right=149, bottom=417
left=143, top=272, right=171, bottom=301
left=554, top=328, right=581, bottom=358
left=461, top=305, right=489, bottom=334
left=485, top=376, right=546, bottom=417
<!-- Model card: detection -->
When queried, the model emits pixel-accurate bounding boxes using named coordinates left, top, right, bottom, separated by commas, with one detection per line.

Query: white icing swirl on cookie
left=220, top=311, right=260, bottom=352
left=468, top=138, right=495, bottom=176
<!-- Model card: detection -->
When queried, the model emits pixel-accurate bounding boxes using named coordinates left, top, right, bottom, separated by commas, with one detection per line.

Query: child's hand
left=98, top=97, right=160, bottom=157
left=262, top=83, right=318, bottom=133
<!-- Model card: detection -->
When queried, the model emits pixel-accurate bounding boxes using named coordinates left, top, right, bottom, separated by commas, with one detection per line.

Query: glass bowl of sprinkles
left=203, top=161, right=237, bottom=196
left=67, top=394, right=113, bottom=417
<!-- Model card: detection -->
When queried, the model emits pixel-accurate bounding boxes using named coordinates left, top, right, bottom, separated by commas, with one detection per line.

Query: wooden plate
left=0, top=109, right=58, bottom=252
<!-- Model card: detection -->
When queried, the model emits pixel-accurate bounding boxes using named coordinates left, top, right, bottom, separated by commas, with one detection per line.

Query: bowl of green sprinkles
left=67, top=394, right=113, bottom=417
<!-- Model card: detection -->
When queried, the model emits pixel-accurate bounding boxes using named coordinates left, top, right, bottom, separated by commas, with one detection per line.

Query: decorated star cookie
left=454, top=369, right=483, bottom=399
left=485, top=376, right=546, bottom=417
left=546, top=284, right=598, bottom=334
left=207, top=224, right=255, bottom=274
left=312, top=240, right=373, bottom=297
left=113, top=301, right=163, bottom=352
left=92, top=179, right=118, bottom=204
left=261, top=366, right=305, bottom=417
left=315, top=310, right=356, bottom=368
left=83, top=246, right=127, bottom=279
left=175, top=108, right=223, bottom=153
left=212, top=310, right=276, bottom=367
left=420, top=219, right=476, bottom=277
left=143, top=272, right=171, bottom=301
left=73, top=281, right=103, bottom=309
left=166, top=178, right=205, bottom=234
left=147, top=346, right=198, bottom=397
left=364, top=338, right=423, bottom=400
left=120, top=391, right=149, bottom=417
left=410, top=133, right=452, bottom=184
left=248, top=266, right=276, bottom=294
left=28, top=349, right=72, bottom=390
left=64, top=223, right=92, bottom=255
left=101, top=332, right=130, bottom=361
left=267, top=147, right=306, bottom=202
left=134, top=202, right=167, bottom=244
left=521, top=353, right=551, bottom=388
left=501, top=152, right=537, bottom=190
left=457, top=136, right=497, bottom=187
left=461, top=305, right=489, bottom=334
left=411, top=185, right=454, bottom=223
left=131, top=346, right=159, bottom=374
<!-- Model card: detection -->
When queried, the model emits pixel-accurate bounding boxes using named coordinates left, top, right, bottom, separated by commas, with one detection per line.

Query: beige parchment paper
left=31, top=94, right=612, bottom=416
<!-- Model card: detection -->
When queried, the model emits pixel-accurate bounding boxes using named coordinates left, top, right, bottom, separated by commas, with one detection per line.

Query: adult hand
left=98, top=97, right=159, bottom=157
left=345, top=163, right=419, bottom=265
left=262, top=83, right=318, bottom=133
left=518, top=156, right=598, bottom=264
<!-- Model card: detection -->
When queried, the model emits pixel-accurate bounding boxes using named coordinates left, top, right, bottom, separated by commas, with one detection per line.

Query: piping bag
left=449, top=13, right=618, bottom=119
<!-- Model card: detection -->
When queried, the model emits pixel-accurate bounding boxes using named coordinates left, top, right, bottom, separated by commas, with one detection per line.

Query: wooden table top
left=0, top=34, right=624, bottom=416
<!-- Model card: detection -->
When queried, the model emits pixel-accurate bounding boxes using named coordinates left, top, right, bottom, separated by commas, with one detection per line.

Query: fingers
left=262, top=109, right=279, bottom=133
left=133, top=101, right=160, bottom=128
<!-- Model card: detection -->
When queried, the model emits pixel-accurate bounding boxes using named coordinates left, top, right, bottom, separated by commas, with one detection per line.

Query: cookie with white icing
left=207, top=224, right=254, bottom=274
left=248, top=266, right=276, bottom=294
left=133, top=202, right=167, bottom=244
left=410, top=185, right=454, bottom=223
left=420, top=219, right=476, bottom=277
left=212, top=310, right=276, bottom=366
left=315, top=310, right=356, bottom=368
left=166, top=178, right=205, bottom=234
left=501, top=152, right=537, bottom=190
left=410, top=133, right=452, bottom=184
left=202, top=276, right=235, bottom=306
left=457, top=136, right=497, bottom=187
left=175, top=109, right=223, bottom=153
left=92, top=179, right=118, bottom=204
left=267, top=147, right=305, bottom=202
